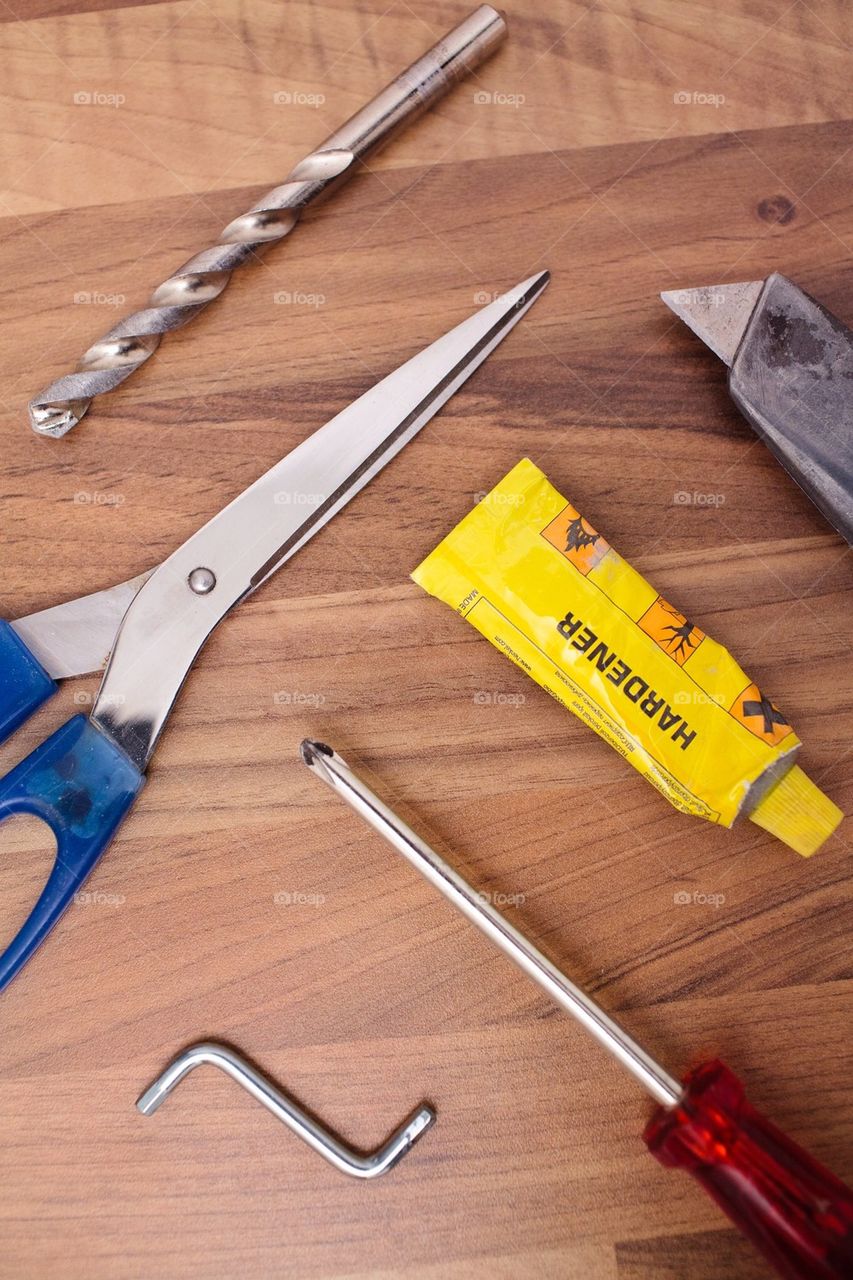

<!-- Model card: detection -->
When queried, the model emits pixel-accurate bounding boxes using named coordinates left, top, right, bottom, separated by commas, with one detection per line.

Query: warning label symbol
left=541, top=504, right=610, bottom=576
left=731, top=683, right=793, bottom=746
left=638, top=596, right=706, bottom=666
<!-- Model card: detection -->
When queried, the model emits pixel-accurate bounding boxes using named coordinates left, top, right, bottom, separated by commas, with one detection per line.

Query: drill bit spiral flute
left=28, top=6, right=506, bottom=438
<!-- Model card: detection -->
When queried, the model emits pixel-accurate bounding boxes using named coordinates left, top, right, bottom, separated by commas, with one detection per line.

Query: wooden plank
left=1, top=1, right=851, bottom=212
left=0, top=3, right=851, bottom=1277
left=0, top=0, right=164, bottom=21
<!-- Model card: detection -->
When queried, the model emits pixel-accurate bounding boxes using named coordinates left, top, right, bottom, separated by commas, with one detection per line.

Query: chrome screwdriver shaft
left=300, top=741, right=683, bottom=1109
left=29, top=6, right=507, bottom=438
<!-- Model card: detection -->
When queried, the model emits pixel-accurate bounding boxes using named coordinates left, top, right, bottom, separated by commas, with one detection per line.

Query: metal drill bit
left=29, top=6, right=507, bottom=438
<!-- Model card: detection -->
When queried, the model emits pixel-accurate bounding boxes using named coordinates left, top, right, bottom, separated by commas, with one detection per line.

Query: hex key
left=137, top=1042, right=434, bottom=1179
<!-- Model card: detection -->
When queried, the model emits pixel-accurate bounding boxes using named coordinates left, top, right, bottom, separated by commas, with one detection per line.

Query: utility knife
left=663, top=273, right=853, bottom=544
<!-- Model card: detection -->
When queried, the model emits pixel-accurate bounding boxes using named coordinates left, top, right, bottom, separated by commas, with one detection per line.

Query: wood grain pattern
left=0, top=3, right=851, bottom=1278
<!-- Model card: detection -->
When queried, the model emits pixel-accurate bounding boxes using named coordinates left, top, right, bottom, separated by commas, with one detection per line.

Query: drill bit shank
left=29, top=6, right=507, bottom=438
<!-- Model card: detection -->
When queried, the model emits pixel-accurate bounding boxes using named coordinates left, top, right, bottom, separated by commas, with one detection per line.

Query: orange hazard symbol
left=638, top=596, right=706, bottom=666
left=730, top=683, right=792, bottom=746
left=541, top=504, right=609, bottom=576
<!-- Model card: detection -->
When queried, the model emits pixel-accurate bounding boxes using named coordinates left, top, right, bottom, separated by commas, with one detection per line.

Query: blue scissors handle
left=0, top=714, right=143, bottom=991
left=0, top=619, right=58, bottom=743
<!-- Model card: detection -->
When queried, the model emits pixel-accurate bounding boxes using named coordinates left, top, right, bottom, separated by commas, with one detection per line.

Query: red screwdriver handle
left=643, top=1060, right=853, bottom=1280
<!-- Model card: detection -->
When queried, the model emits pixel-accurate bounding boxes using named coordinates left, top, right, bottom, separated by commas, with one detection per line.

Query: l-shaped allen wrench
left=137, top=1042, right=434, bottom=1179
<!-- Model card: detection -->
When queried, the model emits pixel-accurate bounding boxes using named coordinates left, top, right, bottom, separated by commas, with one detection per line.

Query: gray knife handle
left=728, top=272, right=853, bottom=545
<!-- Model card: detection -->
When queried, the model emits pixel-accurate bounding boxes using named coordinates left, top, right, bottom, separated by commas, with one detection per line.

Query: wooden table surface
left=1, top=2, right=851, bottom=1277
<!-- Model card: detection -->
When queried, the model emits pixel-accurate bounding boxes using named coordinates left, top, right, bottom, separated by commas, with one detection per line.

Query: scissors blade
left=246, top=270, right=550, bottom=592
left=10, top=572, right=153, bottom=679
left=92, top=272, right=549, bottom=769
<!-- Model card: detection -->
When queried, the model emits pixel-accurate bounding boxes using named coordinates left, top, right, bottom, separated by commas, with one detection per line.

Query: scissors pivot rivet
left=188, top=567, right=216, bottom=595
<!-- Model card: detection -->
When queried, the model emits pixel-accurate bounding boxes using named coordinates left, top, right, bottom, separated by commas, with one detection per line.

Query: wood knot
left=757, top=195, right=796, bottom=226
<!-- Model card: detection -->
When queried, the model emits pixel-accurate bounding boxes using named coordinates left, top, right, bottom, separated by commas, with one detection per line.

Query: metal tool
left=663, top=274, right=853, bottom=544
left=302, top=739, right=853, bottom=1280
left=0, top=271, right=549, bottom=991
left=28, top=5, right=507, bottom=439
left=137, top=1042, right=434, bottom=1179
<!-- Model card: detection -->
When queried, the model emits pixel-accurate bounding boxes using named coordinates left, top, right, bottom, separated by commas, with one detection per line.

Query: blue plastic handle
left=0, top=619, right=58, bottom=744
left=0, top=714, right=144, bottom=992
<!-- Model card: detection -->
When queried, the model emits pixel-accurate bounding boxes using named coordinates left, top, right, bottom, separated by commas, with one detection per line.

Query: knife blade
left=662, top=273, right=853, bottom=544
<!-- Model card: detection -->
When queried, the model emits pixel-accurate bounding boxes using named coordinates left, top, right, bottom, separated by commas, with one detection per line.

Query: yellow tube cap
left=749, top=766, right=843, bottom=856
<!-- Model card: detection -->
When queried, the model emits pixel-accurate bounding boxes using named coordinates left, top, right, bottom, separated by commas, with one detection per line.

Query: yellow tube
left=412, top=459, right=841, bottom=856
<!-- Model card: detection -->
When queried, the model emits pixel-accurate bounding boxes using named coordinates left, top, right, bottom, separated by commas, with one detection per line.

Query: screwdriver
left=301, top=740, right=853, bottom=1280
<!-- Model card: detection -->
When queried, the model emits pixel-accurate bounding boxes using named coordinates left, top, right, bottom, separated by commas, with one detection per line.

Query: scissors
left=0, top=270, right=549, bottom=991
